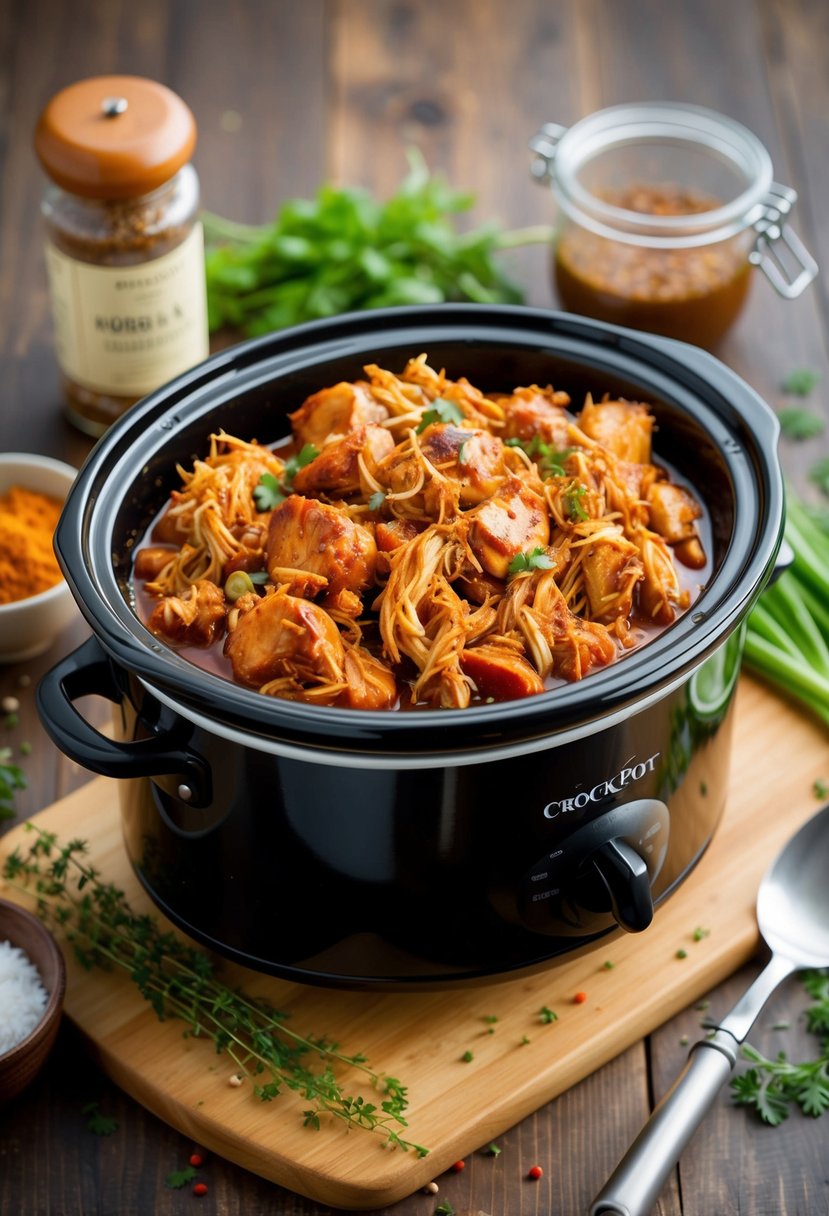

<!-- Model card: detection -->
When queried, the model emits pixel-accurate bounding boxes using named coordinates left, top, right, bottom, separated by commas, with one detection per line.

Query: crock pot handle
left=37, top=635, right=212, bottom=806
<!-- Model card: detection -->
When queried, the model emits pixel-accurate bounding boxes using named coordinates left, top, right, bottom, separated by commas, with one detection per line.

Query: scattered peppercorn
left=192, top=1182, right=208, bottom=1197
left=451, top=1159, right=465, bottom=1172
left=573, top=991, right=588, bottom=1004
left=528, top=1164, right=544, bottom=1180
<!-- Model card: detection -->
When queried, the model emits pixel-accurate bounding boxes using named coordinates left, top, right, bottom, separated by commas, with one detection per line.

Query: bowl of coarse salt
left=0, top=897, right=65, bottom=1103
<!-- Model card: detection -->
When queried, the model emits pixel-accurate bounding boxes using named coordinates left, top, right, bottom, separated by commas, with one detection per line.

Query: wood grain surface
left=0, top=677, right=826, bottom=1210
left=1, top=1, right=828, bottom=1214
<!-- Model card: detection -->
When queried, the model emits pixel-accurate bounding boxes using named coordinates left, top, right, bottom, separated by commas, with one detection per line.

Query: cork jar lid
left=34, top=75, right=197, bottom=199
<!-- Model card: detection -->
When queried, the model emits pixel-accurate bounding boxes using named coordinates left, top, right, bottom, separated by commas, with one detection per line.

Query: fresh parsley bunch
left=203, top=150, right=550, bottom=336
left=732, top=970, right=829, bottom=1125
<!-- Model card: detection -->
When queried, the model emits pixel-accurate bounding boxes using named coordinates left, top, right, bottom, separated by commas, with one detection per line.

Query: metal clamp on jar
left=529, top=102, right=818, bottom=348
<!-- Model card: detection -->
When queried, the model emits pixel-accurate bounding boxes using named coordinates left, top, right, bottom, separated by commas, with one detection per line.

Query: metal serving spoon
left=590, top=802, right=829, bottom=1216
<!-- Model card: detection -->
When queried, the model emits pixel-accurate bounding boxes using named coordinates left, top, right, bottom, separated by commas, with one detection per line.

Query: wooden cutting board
left=1, top=676, right=826, bottom=1209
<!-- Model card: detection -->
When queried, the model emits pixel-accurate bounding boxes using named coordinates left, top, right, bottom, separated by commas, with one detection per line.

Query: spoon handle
left=589, top=1029, right=738, bottom=1216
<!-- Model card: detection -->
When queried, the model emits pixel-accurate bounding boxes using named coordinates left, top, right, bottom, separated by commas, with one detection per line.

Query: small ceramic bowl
left=0, top=453, right=78, bottom=662
left=0, top=897, right=66, bottom=1104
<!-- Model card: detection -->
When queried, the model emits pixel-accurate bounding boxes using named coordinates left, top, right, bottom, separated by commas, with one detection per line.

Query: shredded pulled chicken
left=133, top=356, right=707, bottom=710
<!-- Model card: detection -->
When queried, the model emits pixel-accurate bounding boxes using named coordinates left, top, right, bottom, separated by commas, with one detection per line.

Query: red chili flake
left=528, top=1164, right=544, bottom=1180
left=189, top=1153, right=205, bottom=1168
left=192, top=1182, right=209, bottom=1196
left=573, top=991, right=588, bottom=1004
left=452, top=1159, right=466, bottom=1172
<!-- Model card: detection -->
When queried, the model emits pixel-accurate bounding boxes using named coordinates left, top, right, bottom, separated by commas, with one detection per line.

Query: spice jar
left=35, top=76, right=209, bottom=435
left=529, top=103, right=818, bottom=348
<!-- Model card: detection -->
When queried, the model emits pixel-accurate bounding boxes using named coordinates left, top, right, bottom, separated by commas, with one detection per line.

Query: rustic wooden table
left=1, top=1, right=828, bottom=1213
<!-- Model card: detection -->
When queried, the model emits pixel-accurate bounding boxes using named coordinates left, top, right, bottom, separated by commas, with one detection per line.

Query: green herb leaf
left=82, top=1102, right=119, bottom=1136
left=202, top=150, right=537, bottom=337
left=165, top=1165, right=197, bottom=1189
left=505, top=435, right=571, bottom=478
left=416, top=397, right=465, bottom=433
left=693, top=927, right=711, bottom=942
left=564, top=482, right=589, bottom=522
left=781, top=368, right=822, bottom=396
left=809, top=457, right=829, bottom=497
left=508, top=547, right=554, bottom=577
left=539, top=1006, right=558, bottom=1025
left=460, top=1049, right=474, bottom=1063
left=814, top=779, right=828, bottom=800
left=0, top=747, right=26, bottom=823
left=485, top=1141, right=502, bottom=1156
left=368, top=490, right=386, bottom=512
left=778, top=408, right=825, bottom=441
left=253, top=472, right=285, bottom=511
left=435, top=1202, right=456, bottom=1216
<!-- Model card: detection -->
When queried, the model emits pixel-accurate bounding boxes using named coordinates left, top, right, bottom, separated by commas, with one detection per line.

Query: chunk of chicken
left=225, top=586, right=344, bottom=687
left=291, top=425, right=394, bottom=497
left=134, top=545, right=177, bottom=582
left=468, top=477, right=550, bottom=580
left=581, top=532, right=643, bottom=623
left=148, top=580, right=226, bottom=647
left=500, top=385, right=574, bottom=449
left=266, top=495, right=377, bottom=599
left=461, top=642, right=545, bottom=701
left=634, top=529, right=689, bottom=625
left=418, top=424, right=507, bottom=506
left=578, top=396, right=654, bottom=464
left=498, top=568, right=617, bottom=682
left=646, top=481, right=706, bottom=569
left=338, top=647, right=398, bottom=710
left=288, top=381, right=388, bottom=449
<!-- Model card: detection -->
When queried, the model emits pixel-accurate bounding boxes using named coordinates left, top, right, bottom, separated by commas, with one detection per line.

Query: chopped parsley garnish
left=539, top=1005, right=558, bottom=1024
left=368, top=490, right=386, bottom=511
left=416, top=396, right=464, bottom=432
left=485, top=1142, right=502, bottom=1156
left=82, top=1102, right=119, bottom=1136
left=460, top=1049, right=474, bottom=1063
left=777, top=408, right=824, bottom=441
left=693, top=926, right=711, bottom=942
left=814, top=779, right=828, bottom=800
left=165, top=1165, right=197, bottom=1189
left=505, top=434, right=572, bottom=478
left=508, top=547, right=554, bottom=577
left=253, top=472, right=284, bottom=511
left=253, top=443, right=320, bottom=510
left=781, top=368, right=821, bottom=396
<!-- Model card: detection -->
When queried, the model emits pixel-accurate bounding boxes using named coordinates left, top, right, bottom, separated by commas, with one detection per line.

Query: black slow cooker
left=38, top=307, right=784, bottom=988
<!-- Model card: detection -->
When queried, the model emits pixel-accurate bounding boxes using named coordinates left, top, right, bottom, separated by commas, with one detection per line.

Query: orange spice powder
left=0, top=485, right=64, bottom=604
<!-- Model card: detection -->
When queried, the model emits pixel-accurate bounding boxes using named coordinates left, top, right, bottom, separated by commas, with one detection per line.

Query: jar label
left=44, top=223, right=210, bottom=396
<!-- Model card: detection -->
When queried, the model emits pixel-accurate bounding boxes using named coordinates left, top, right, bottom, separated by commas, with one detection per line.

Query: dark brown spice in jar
left=554, top=184, right=753, bottom=349
left=35, top=77, right=209, bottom=436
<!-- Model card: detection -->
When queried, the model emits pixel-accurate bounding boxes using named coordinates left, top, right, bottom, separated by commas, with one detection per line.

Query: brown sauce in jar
left=554, top=185, right=752, bottom=348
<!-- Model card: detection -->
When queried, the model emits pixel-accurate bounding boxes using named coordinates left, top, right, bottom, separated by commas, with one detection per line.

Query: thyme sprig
left=2, top=826, right=427, bottom=1156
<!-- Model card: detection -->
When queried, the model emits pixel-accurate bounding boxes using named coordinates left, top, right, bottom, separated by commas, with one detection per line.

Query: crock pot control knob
left=590, top=838, right=654, bottom=933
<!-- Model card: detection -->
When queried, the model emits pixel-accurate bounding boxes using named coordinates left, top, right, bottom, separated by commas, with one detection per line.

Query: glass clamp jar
left=35, top=76, right=210, bottom=436
left=528, top=103, right=818, bottom=348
